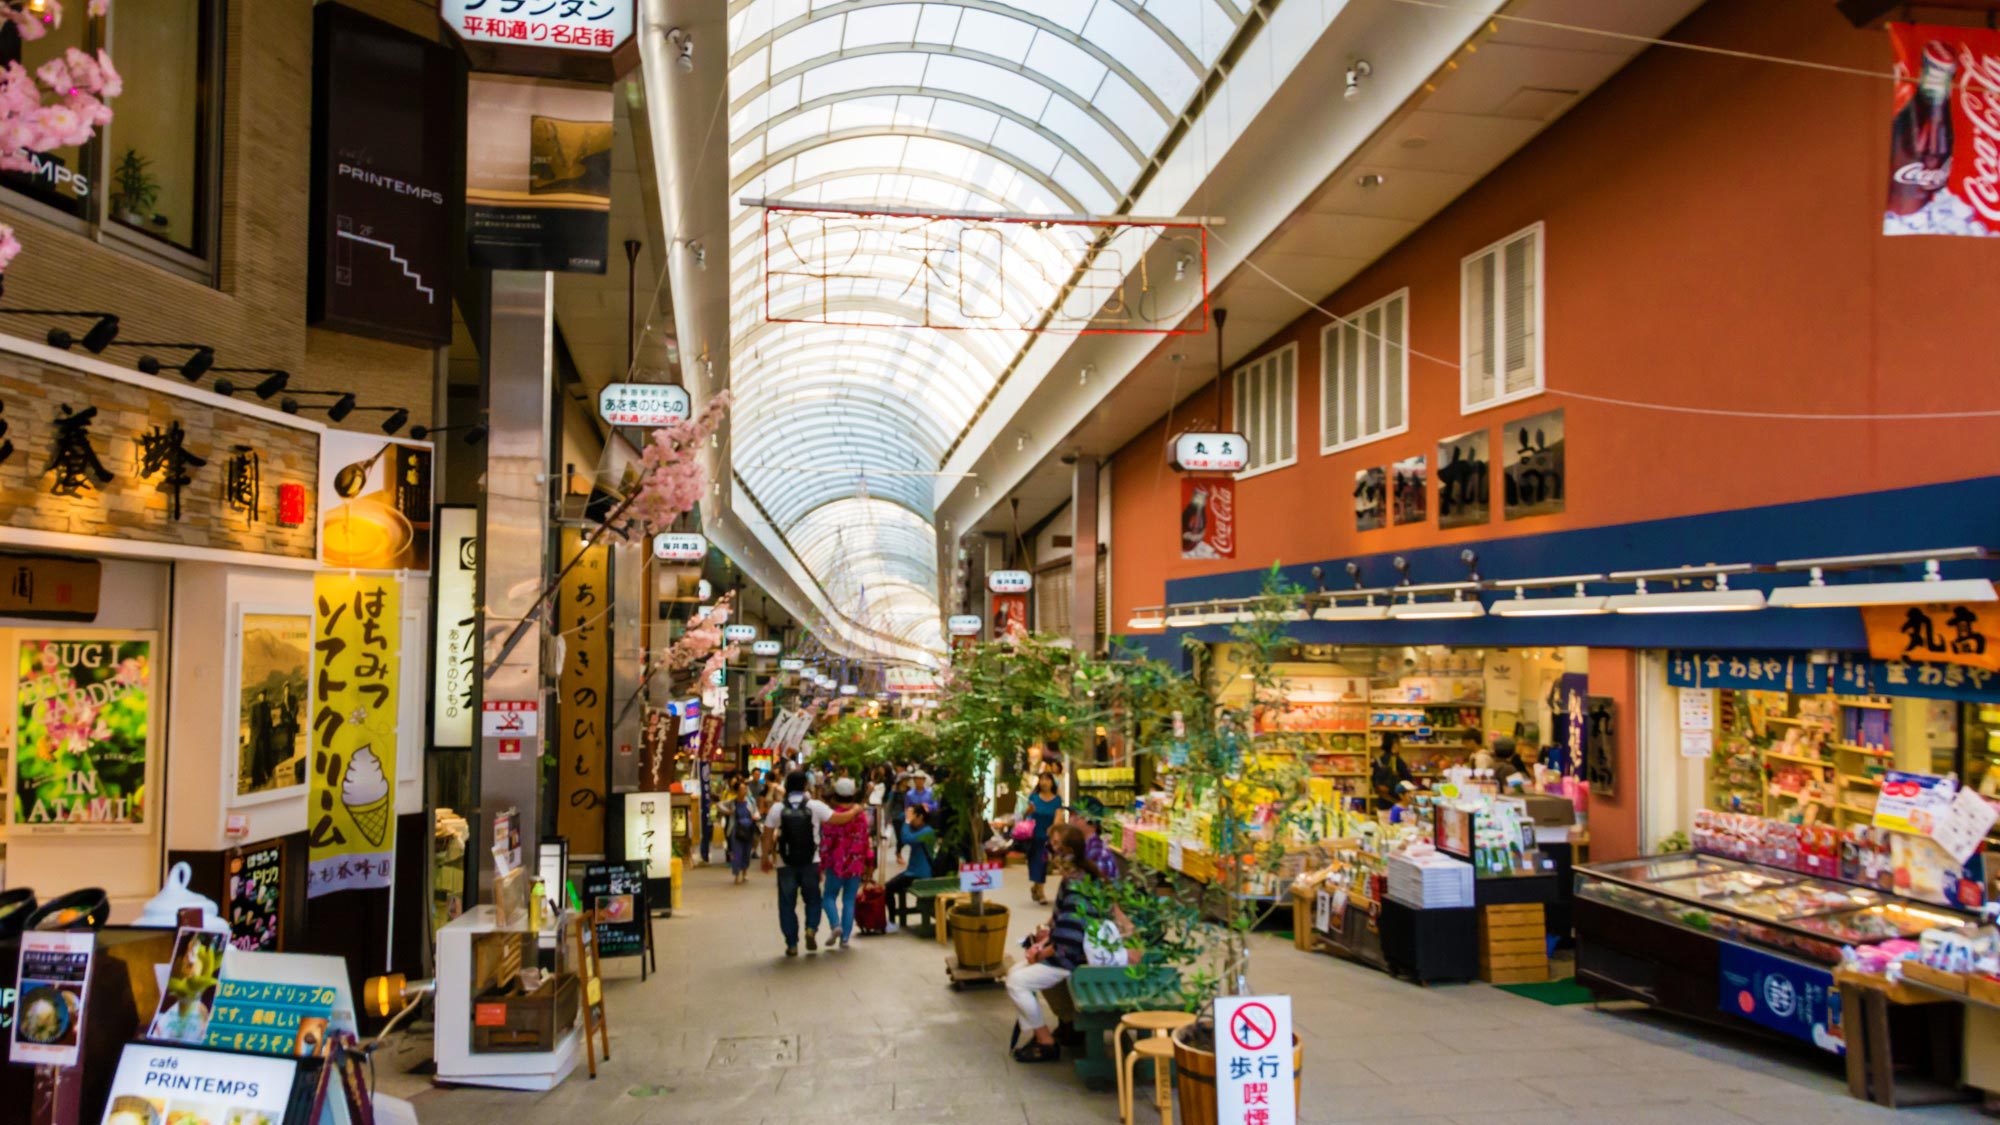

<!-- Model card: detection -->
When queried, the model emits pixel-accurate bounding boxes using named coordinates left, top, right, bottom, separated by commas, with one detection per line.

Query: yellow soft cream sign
left=308, top=573, right=400, bottom=898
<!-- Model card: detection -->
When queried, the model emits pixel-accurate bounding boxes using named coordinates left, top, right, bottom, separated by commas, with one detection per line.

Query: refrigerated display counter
left=1573, top=853, right=1977, bottom=1053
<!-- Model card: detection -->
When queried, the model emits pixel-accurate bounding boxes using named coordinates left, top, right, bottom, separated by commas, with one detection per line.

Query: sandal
left=1012, top=1041, right=1060, bottom=1064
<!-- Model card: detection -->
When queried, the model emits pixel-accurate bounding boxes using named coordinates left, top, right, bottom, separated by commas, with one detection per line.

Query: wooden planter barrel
left=1171, top=1025, right=1302, bottom=1125
left=948, top=902, right=1010, bottom=971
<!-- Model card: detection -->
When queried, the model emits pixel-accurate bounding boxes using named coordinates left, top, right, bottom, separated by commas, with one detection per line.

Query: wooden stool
left=1115, top=1011, right=1193, bottom=1125
left=1121, top=1036, right=1176, bottom=1124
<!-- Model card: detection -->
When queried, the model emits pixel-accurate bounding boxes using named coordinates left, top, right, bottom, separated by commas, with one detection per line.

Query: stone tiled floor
left=400, top=864, right=1989, bottom=1124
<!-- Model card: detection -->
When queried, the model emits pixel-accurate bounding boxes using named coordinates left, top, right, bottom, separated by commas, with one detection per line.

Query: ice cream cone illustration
left=342, top=745, right=392, bottom=847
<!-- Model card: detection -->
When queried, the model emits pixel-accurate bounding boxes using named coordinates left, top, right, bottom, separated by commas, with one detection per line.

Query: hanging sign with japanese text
left=752, top=640, right=782, bottom=656
left=13, top=634, right=153, bottom=830
left=307, top=573, right=400, bottom=899
left=1884, top=24, right=2000, bottom=239
left=988, top=570, right=1032, bottom=593
left=443, top=0, right=634, bottom=53
left=433, top=505, right=480, bottom=747
left=1217, top=995, right=1296, bottom=1125
left=558, top=528, right=611, bottom=854
left=1170, top=431, right=1249, bottom=474
left=1862, top=602, right=2000, bottom=672
left=653, top=532, right=707, bottom=561
left=1180, top=476, right=1235, bottom=560
left=723, top=624, right=757, bottom=643
left=947, top=614, right=982, bottom=636
left=598, top=382, right=691, bottom=427
left=1667, top=649, right=2000, bottom=703
left=779, top=658, right=804, bottom=671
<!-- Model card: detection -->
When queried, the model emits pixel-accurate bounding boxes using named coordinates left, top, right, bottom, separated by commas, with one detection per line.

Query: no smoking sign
left=1217, top=995, right=1294, bottom=1125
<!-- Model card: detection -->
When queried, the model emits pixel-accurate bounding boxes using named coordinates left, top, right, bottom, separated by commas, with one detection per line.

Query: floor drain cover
left=708, top=1034, right=799, bottom=1068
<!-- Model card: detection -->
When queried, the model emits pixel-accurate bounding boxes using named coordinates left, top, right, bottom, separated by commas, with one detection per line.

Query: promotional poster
left=1884, top=24, right=2000, bottom=238
left=235, top=613, right=310, bottom=799
left=318, top=432, right=434, bottom=572
left=307, top=574, right=401, bottom=898
left=467, top=74, right=615, bottom=273
left=1179, top=476, right=1235, bottom=559
left=14, top=635, right=152, bottom=828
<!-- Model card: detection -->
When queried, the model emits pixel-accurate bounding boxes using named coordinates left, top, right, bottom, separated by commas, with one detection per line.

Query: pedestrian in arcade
left=762, top=770, right=863, bottom=956
left=1024, top=770, right=1066, bottom=905
left=727, top=781, right=759, bottom=884
left=819, top=777, right=873, bottom=947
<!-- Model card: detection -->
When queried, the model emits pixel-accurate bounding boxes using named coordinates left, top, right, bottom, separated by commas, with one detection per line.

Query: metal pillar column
left=610, top=537, right=644, bottom=796
left=476, top=270, right=554, bottom=902
left=1071, top=456, right=1100, bottom=656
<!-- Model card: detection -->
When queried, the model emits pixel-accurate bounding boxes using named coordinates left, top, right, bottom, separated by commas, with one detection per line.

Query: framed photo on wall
left=1392, top=455, right=1427, bottom=525
left=1353, top=467, right=1387, bottom=531
left=229, top=606, right=313, bottom=805
left=1437, top=429, right=1490, bottom=529
left=1503, top=408, right=1565, bottom=519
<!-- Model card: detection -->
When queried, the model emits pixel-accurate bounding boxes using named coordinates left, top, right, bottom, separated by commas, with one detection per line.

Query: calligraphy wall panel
left=0, top=357, right=317, bottom=558
left=557, top=529, right=610, bottom=854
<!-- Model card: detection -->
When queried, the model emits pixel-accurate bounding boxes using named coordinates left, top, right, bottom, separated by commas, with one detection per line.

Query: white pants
left=1006, top=961, right=1072, bottom=1032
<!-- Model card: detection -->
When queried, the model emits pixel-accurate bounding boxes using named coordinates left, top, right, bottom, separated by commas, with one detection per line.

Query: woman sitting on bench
left=1007, top=823, right=1101, bottom=1063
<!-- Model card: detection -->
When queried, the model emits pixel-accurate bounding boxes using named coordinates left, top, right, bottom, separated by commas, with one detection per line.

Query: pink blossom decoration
left=0, top=1, right=120, bottom=271
left=0, top=226, right=22, bottom=272
left=621, top=390, right=733, bottom=541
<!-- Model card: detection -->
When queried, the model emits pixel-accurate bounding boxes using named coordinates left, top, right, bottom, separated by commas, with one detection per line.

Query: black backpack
left=777, top=798, right=817, bottom=866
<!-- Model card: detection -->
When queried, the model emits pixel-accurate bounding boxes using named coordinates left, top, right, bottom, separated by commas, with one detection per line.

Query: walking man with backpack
left=761, top=770, right=864, bottom=956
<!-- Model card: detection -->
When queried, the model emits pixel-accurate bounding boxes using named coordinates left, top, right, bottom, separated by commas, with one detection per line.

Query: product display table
left=1835, top=967, right=1970, bottom=1109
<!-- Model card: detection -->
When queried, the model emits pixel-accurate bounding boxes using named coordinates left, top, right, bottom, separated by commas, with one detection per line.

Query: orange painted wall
left=1109, top=0, right=2000, bottom=627
left=1586, top=649, right=1643, bottom=863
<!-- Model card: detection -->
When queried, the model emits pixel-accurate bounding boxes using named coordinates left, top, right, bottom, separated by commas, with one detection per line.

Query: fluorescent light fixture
left=1387, top=590, right=1487, bottom=620
left=1770, top=557, right=1998, bottom=608
left=1278, top=607, right=1310, bottom=622
left=1207, top=608, right=1252, bottom=624
left=1315, top=593, right=1387, bottom=621
left=1772, top=577, right=1996, bottom=608
left=1164, top=608, right=1207, bottom=628
left=1126, top=612, right=1168, bottom=631
left=1489, top=583, right=1609, bottom=617
left=1607, top=574, right=1765, bottom=614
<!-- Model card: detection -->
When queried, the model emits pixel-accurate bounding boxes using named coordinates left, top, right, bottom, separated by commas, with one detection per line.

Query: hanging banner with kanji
left=558, top=529, right=611, bottom=853
left=1180, top=476, right=1235, bottom=560
left=1884, top=23, right=2000, bottom=238
left=308, top=573, right=400, bottom=898
left=1862, top=602, right=2000, bottom=672
left=1668, top=649, right=2000, bottom=703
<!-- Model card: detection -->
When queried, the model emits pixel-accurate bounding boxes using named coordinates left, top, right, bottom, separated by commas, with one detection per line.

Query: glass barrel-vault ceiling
left=726, top=0, right=1246, bottom=650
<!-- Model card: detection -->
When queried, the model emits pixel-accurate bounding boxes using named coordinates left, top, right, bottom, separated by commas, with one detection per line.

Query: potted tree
left=1086, top=567, right=1317, bottom=1123
left=931, top=635, right=1090, bottom=974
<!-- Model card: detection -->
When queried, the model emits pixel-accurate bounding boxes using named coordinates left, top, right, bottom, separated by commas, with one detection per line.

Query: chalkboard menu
left=228, top=839, right=286, bottom=951
left=580, top=861, right=648, bottom=960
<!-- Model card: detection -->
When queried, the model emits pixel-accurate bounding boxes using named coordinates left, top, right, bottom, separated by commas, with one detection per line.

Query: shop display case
left=1577, top=853, right=1969, bottom=967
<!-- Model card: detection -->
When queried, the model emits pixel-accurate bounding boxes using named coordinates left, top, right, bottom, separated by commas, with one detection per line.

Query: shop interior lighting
left=1488, top=574, right=1610, bottom=617
left=14, top=310, right=119, bottom=353
left=112, top=341, right=214, bottom=380
left=1606, top=565, right=1764, bottom=614
left=1386, top=585, right=1487, bottom=620
left=1769, top=548, right=1995, bottom=608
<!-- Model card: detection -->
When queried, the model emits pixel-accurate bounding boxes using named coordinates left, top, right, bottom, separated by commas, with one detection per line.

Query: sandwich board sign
left=1217, top=995, right=1294, bottom=1125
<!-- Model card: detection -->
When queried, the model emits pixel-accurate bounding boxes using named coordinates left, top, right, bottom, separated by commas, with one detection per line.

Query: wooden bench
left=890, top=875, right=960, bottom=937
left=1063, top=965, right=1183, bottom=1090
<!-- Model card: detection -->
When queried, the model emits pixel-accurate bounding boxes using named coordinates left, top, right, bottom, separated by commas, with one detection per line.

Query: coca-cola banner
left=1180, top=477, right=1235, bottom=560
left=1885, top=23, right=2000, bottom=238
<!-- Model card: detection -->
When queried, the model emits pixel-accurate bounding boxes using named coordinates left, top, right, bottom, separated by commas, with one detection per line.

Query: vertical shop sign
left=1884, top=24, right=2000, bottom=238
left=309, top=4, right=455, bottom=347
left=13, top=634, right=153, bottom=828
left=466, top=75, right=614, bottom=273
left=558, top=529, right=611, bottom=853
left=227, top=839, right=286, bottom=952
left=9, top=930, right=93, bottom=1066
left=1179, top=477, right=1235, bottom=560
left=1718, top=943, right=1842, bottom=1054
left=433, top=506, right=480, bottom=747
left=308, top=573, right=401, bottom=898
left=1216, top=996, right=1295, bottom=1125
left=1862, top=601, right=2000, bottom=672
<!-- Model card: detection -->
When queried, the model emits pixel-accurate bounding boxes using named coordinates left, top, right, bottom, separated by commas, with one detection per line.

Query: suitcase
left=855, top=883, right=888, bottom=935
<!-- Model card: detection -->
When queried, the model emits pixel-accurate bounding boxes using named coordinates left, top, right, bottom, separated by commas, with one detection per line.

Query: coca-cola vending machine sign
left=1180, top=476, right=1235, bottom=560
left=1884, top=24, right=2000, bottom=238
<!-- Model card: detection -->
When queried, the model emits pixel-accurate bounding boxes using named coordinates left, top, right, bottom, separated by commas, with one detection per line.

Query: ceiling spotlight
left=279, top=396, right=300, bottom=414
left=182, top=347, right=215, bottom=380
left=255, top=370, right=289, bottom=398
left=1345, top=59, right=1372, bottom=99
left=329, top=394, right=356, bottom=422
left=688, top=240, right=706, bottom=270
left=38, top=312, right=120, bottom=353
left=1357, top=173, right=1385, bottom=189
left=667, top=27, right=694, bottom=72
left=1174, top=256, right=1190, bottom=282
left=212, top=378, right=238, bottom=398
left=465, top=423, right=489, bottom=445
left=381, top=408, right=409, bottom=434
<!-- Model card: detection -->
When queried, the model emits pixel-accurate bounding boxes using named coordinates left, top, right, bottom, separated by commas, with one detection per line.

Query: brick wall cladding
left=0, top=0, right=442, bottom=432
left=0, top=355, right=318, bottom=559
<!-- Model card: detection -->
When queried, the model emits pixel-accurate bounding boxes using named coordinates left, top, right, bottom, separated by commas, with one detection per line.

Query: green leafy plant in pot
left=1085, top=566, right=1319, bottom=1121
left=931, top=635, right=1092, bottom=970
left=111, top=148, right=160, bottom=229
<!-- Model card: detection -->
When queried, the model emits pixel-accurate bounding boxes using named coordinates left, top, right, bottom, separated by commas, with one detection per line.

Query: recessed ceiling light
left=1357, top=173, right=1385, bottom=188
